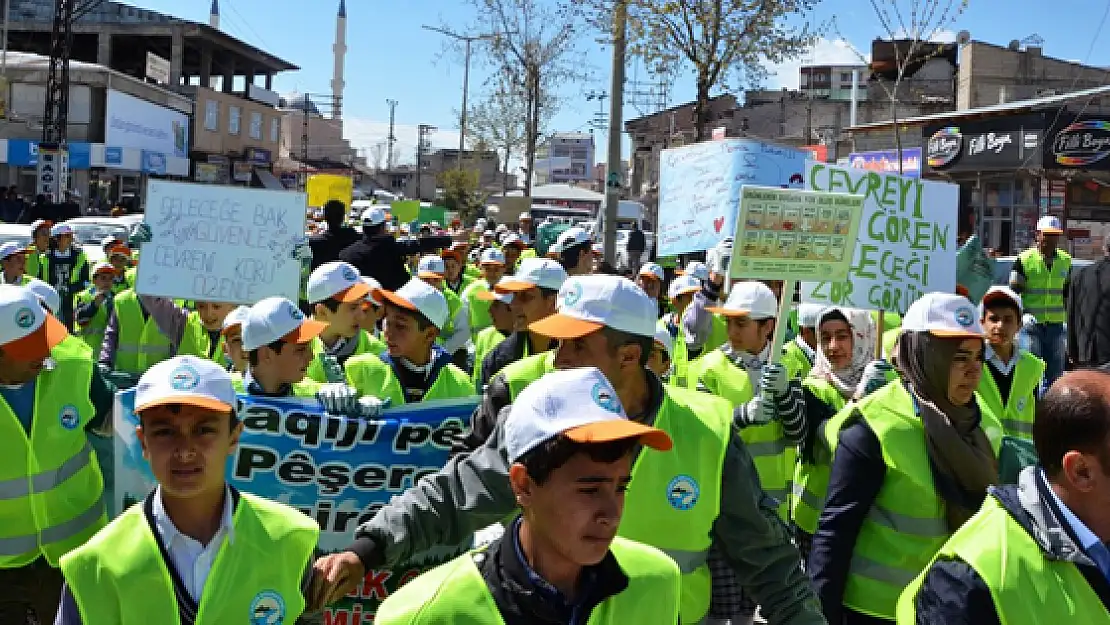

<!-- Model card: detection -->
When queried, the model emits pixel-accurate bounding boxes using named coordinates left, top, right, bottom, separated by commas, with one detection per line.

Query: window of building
left=270, top=118, right=280, bottom=143
left=249, top=111, right=263, bottom=140
left=841, top=72, right=853, bottom=83
left=391, top=176, right=406, bottom=189
left=204, top=100, right=219, bottom=131
left=229, top=106, right=241, bottom=135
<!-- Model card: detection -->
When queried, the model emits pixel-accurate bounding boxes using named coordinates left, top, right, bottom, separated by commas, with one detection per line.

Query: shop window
left=204, top=100, right=219, bottom=131
left=229, top=106, right=241, bottom=135
left=249, top=112, right=263, bottom=140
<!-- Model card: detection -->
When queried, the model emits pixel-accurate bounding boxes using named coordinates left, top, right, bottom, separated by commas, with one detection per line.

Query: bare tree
left=843, top=0, right=968, bottom=174
left=368, top=143, right=387, bottom=171
left=464, top=0, right=586, bottom=195
left=465, top=80, right=531, bottom=192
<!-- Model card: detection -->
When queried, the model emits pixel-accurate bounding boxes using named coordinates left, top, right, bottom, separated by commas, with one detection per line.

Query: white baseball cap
left=679, top=261, right=709, bottom=282
left=902, top=292, right=984, bottom=338
left=519, top=212, right=532, bottom=220
left=379, top=278, right=450, bottom=330
left=242, top=297, right=328, bottom=351
left=529, top=275, right=657, bottom=339
left=91, top=261, right=116, bottom=277
left=362, top=276, right=383, bottom=306
left=556, top=226, right=591, bottom=250
left=496, top=258, right=568, bottom=293
left=134, top=355, right=237, bottom=414
left=708, top=281, right=778, bottom=319
left=0, top=241, right=29, bottom=260
left=639, top=262, right=664, bottom=282
left=50, top=224, right=74, bottom=237
left=480, top=248, right=506, bottom=266
left=1036, top=215, right=1063, bottom=234
left=797, top=303, right=826, bottom=329
left=361, top=206, right=387, bottom=226
left=0, top=285, right=67, bottom=361
left=980, top=285, right=1023, bottom=318
left=502, top=233, right=525, bottom=249
left=307, top=261, right=371, bottom=304
left=25, top=278, right=60, bottom=316
left=221, top=306, right=250, bottom=336
left=504, top=367, right=672, bottom=462
left=483, top=229, right=495, bottom=238
left=668, top=274, right=701, bottom=299
left=496, top=223, right=509, bottom=233
left=417, top=255, right=446, bottom=279
left=30, top=219, right=52, bottom=232
left=654, top=326, right=674, bottom=358
left=477, top=278, right=515, bottom=305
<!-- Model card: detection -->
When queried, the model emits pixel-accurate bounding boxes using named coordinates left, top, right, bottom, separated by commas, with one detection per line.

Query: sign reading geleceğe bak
left=136, top=180, right=307, bottom=305
left=729, top=186, right=863, bottom=281
left=801, top=163, right=958, bottom=314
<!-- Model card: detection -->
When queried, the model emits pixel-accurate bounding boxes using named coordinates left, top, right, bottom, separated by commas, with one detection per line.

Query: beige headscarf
left=894, top=331, right=998, bottom=530
left=809, top=307, right=876, bottom=400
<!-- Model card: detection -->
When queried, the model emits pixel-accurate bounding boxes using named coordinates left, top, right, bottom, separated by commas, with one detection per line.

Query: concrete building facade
left=534, top=132, right=595, bottom=184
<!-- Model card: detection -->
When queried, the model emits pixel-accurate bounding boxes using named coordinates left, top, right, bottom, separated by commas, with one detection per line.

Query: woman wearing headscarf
left=808, top=293, right=1005, bottom=625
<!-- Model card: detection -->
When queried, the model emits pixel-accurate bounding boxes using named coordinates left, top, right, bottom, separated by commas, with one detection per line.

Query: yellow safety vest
left=376, top=537, right=681, bottom=624
left=177, top=311, right=226, bottom=364
left=60, top=492, right=319, bottom=624
left=688, top=349, right=794, bottom=520
left=781, top=339, right=814, bottom=380
left=462, top=279, right=495, bottom=338
left=896, top=493, right=1110, bottom=625
left=305, top=330, right=385, bottom=383
left=472, top=327, right=507, bottom=386
left=113, top=290, right=173, bottom=375
left=824, top=382, right=1002, bottom=619
left=345, top=354, right=475, bottom=405
left=976, top=350, right=1045, bottom=442
left=791, top=378, right=848, bottom=536
left=0, top=352, right=105, bottom=568
left=1018, top=248, right=1071, bottom=324
left=437, top=287, right=464, bottom=346
left=73, top=289, right=109, bottom=352
left=704, top=314, right=729, bottom=353
left=658, top=317, right=690, bottom=388
left=230, top=372, right=322, bottom=398
left=501, top=351, right=557, bottom=400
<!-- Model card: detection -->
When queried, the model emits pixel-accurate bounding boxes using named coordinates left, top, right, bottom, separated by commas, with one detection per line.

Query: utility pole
left=386, top=98, right=398, bottom=169
left=416, top=124, right=436, bottom=201
left=602, top=0, right=627, bottom=266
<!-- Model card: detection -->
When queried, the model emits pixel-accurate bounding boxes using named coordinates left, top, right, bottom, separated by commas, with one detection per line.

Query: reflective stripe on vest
left=1018, top=248, right=1070, bottom=323
left=976, top=351, right=1044, bottom=442
left=114, top=291, right=172, bottom=374
left=0, top=491, right=105, bottom=556
left=792, top=378, right=848, bottom=535
left=0, top=441, right=95, bottom=498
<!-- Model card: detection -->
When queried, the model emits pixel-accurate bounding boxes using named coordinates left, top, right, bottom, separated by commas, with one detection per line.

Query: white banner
left=136, top=181, right=307, bottom=305
left=105, top=90, right=189, bottom=158
left=800, top=163, right=959, bottom=314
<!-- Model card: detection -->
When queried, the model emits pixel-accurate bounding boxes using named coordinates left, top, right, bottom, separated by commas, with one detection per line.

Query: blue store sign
left=141, top=150, right=167, bottom=175
left=7, top=139, right=91, bottom=169
left=104, top=146, right=123, bottom=166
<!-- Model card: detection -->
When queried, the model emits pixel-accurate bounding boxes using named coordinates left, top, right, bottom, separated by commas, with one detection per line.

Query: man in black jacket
left=338, top=206, right=451, bottom=291
left=309, top=199, right=360, bottom=270
left=1068, top=239, right=1110, bottom=369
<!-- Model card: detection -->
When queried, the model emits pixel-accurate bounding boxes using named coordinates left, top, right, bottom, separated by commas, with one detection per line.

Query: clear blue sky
left=134, top=0, right=1110, bottom=168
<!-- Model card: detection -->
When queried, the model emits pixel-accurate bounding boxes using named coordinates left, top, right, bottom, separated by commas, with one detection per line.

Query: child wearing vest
left=219, top=306, right=250, bottom=373
left=659, top=274, right=701, bottom=388
left=649, top=326, right=674, bottom=384
left=782, top=303, right=823, bottom=380
left=375, top=367, right=681, bottom=624
left=25, top=218, right=51, bottom=281
left=345, top=278, right=473, bottom=405
left=462, top=247, right=507, bottom=339
left=55, top=356, right=323, bottom=625
left=358, top=276, right=384, bottom=340
left=40, top=224, right=90, bottom=328
left=73, top=262, right=118, bottom=352
left=0, top=241, right=33, bottom=285
left=139, top=295, right=238, bottom=364
left=471, top=284, right=514, bottom=388
left=304, top=261, right=385, bottom=383
left=106, top=243, right=135, bottom=293
left=415, top=255, right=470, bottom=367
left=977, top=286, right=1045, bottom=442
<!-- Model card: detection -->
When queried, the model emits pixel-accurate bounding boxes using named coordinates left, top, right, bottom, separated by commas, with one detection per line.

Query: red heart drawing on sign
left=713, top=216, right=725, bottom=233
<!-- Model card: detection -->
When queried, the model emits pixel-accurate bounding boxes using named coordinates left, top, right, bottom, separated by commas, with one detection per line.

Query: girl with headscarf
left=808, top=293, right=1004, bottom=625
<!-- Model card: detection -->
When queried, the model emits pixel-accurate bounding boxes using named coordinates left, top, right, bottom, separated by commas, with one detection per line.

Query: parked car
left=0, top=224, right=33, bottom=248
left=61, top=217, right=132, bottom=263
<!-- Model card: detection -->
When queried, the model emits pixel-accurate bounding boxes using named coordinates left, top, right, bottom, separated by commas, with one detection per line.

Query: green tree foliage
left=439, top=168, right=487, bottom=224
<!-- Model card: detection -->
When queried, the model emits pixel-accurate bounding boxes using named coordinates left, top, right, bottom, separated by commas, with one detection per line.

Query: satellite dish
left=1008, top=40, right=1021, bottom=50
left=957, top=30, right=971, bottom=45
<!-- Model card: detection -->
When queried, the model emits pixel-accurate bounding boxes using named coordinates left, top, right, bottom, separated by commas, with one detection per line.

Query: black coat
left=309, top=225, right=360, bottom=270
left=338, top=233, right=452, bottom=292
left=1067, top=257, right=1110, bottom=367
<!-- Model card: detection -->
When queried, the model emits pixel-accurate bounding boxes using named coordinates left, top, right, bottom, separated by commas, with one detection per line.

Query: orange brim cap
left=92, top=265, right=117, bottom=276
left=5, top=314, right=68, bottom=361
left=332, top=281, right=372, bottom=303
left=563, top=420, right=673, bottom=452
left=279, top=318, right=328, bottom=344
left=528, top=312, right=604, bottom=339
left=220, top=323, right=242, bottom=337
left=495, top=279, right=539, bottom=293
left=137, top=394, right=234, bottom=414
left=1039, top=227, right=1063, bottom=234
left=929, top=328, right=984, bottom=338
left=108, top=244, right=131, bottom=256
left=378, top=289, right=419, bottom=312
left=417, top=270, right=445, bottom=280
left=476, top=290, right=499, bottom=302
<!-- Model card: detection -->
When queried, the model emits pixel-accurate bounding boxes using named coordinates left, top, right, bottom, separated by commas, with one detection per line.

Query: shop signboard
left=245, top=147, right=272, bottom=165
left=104, top=147, right=123, bottom=166
left=847, top=148, right=922, bottom=177
left=106, top=90, right=189, bottom=158
left=923, top=115, right=1043, bottom=173
left=7, top=139, right=91, bottom=169
left=1045, top=116, right=1110, bottom=170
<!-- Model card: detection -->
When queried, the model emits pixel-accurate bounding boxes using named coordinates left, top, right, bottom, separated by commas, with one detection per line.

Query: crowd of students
left=2, top=202, right=1108, bottom=625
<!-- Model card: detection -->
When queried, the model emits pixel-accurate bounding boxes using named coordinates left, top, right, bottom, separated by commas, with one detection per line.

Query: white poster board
left=136, top=181, right=307, bottom=305
left=800, top=163, right=959, bottom=314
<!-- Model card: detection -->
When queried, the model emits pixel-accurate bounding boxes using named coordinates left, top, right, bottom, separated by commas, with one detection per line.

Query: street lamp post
left=422, top=25, right=500, bottom=170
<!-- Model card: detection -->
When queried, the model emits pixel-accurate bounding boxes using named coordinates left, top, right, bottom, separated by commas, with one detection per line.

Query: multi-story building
left=534, top=132, right=594, bottom=185
left=800, top=64, right=870, bottom=101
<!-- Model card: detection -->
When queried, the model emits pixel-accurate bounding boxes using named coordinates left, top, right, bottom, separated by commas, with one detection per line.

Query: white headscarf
left=809, top=306, right=876, bottom=400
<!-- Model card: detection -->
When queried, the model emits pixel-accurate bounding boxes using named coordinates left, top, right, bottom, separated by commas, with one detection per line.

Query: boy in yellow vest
left=0, top=241, right=33, bottom=285
left=375, top=367, right=680, bottom=624
left=304, top=261, right=383, bottom=383
left=219, top=306, right=250, bottom=373
left=977, top=285, right=1046, bottom=441
left=72, top=262, right=118, bottom=352
left=55, top=355, right=323, bottom=624
left=461, top=247, right=507, bottom=339
left=415, top=255, right=469, bottom=366
left=471, top=282, right=515, bottom=385
left=344, top=278, right=473, bottom=404
left=649, top=326, right=674, bottom=382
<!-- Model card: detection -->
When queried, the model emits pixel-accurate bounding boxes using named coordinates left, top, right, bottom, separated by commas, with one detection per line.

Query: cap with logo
left=504, top=367, right=672, bottom=462
left=654, top=326, right=674, bottom=358
left=477, top=277, right=515, bottom=304
left=242, top=297, right=328, bottom=351
left=529, top=275, right=657, bottom=340
left=25, top=278, right=60, bottom=316
left=378, top=278, right=450, bottom=330
left=679, top=261, right=709, bottom=282
left=496, top=258, right=568, bottom=293
left=979, top=285, right=1023, bottom=318
left=50, top=224, right=74, bottom=237
left=708, top=281, right=778, bottom=319
left=1036, top=216, right=1063, bottom=235
left=0, top=241, right=29, bottom=260
left=91, top=261, right=116, bottom=277
left=221, top=306, right=251, bottom=335
left=134, top=355, right=237, bottom=414
left=361, top=206, right=387, bottom=226
left=797, top=303, right=826, bottom=329
left=556, top=227, right=591, bottom=250
left=417, top=255, right=446, bottom=279
left=0, top=284, right=67, bottom=361
left=639, top=262, right=664, bottom=282
left=307, top=261, right=371, bottom=304
left=362, top=276, right=383, bottom=306
left=902, top=292, right=984, bottom=338
left=668, top=274, right=701, bottom=299
left=480, top=248, right=506, bottom=266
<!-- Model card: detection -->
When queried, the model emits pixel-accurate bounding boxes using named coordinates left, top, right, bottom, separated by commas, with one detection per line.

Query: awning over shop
left=253, top=168, right=287, bottom=190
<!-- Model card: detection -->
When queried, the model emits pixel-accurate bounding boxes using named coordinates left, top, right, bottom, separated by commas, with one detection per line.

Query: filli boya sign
left=924, top=115, right=1044, bottom=172
left=927, top=127, right=962, bottom=168
left=1050, top=119, right=1110, bottom=167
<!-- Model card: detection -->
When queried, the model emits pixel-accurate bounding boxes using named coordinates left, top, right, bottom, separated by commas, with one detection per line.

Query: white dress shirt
left=152, top=486, right=236, bottom=603
left=985, top=344, right=1020, bottom=376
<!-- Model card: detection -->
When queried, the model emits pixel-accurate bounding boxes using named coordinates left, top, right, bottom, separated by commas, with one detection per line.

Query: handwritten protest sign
left=801, top=163, right=958, bottom=314
left=136, top=180, right=307, bottom=305
left=729, top=186, right=863, bottom=281
left=657, top=139, right=808, bottom=256
left=113, top=390, right=478, bottom=621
